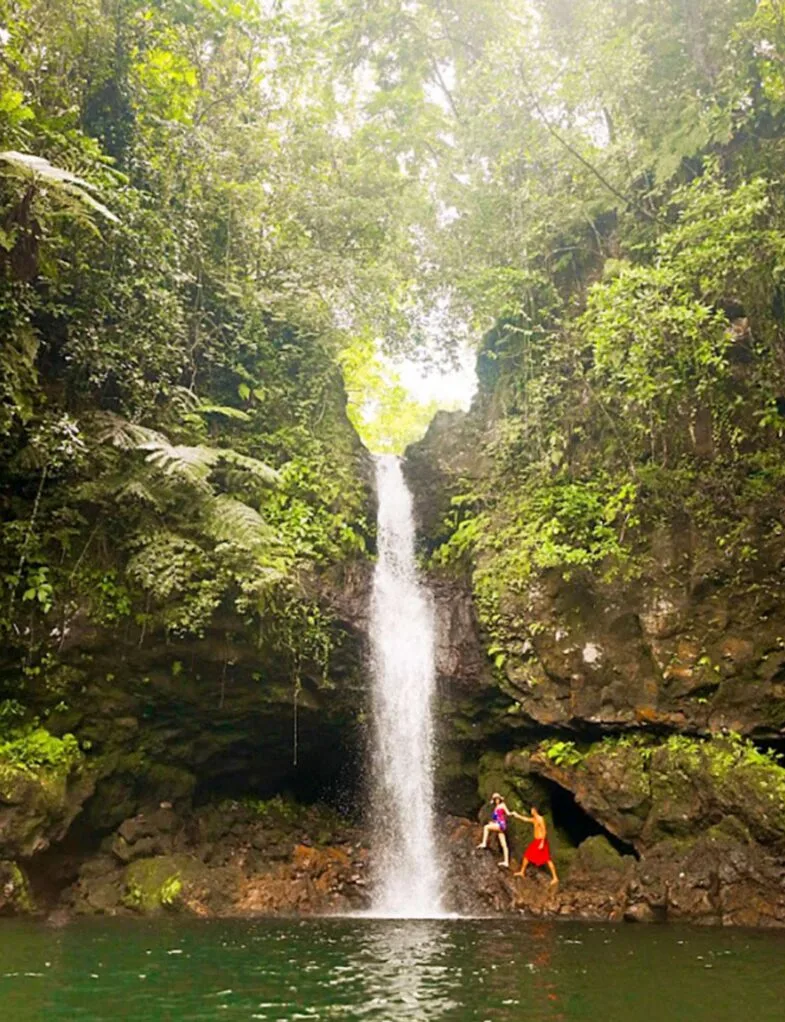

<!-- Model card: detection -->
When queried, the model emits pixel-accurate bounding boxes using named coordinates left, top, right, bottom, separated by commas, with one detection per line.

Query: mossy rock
left=0, top=860, right=35, bottom=916
left=123, top=855, right=195, bottom=914
left=477, top=750, right=511, bottom=803
left=86, top=757, right=195, bottom=832
left=572, top=835, right=630, bottom=874
left=478, top=749, right=551, bottom=813
left=0, top=735, right=93, bottom=859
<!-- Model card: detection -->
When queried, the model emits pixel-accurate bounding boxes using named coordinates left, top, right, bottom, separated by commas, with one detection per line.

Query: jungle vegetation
left=1, top=0, right=785, bottom=751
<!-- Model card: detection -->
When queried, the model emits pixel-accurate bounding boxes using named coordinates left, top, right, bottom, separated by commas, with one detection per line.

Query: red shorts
left=524, top=839, right=551, bottom=866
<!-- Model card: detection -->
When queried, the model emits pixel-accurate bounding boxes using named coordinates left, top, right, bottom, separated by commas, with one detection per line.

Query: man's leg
left=513, top=856, right=529, bottom=878
left=547, top=859, right=559, bottom=886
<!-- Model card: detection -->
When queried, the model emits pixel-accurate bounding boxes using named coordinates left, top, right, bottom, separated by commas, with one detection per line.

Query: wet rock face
left=401, top=400, right=785, bottom=927
left=0, top=758, right=95, bottom=861
left=0, top=860, right=34, bottom=916
left=487, top=560, right=785, bottom=736
left=443, top=812, right=785, bottom=928
left=41, top=566, right=372, bottom=838
left=405, top=408, right=785, bottom=739
left=63, top=800, right=371, bottom=918
left=501, top=736, right=785, bottom=927
left=525, top=737, right=785, bottom=856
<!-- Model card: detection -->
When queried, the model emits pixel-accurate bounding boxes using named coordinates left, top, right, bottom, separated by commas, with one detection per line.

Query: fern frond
left=116, top=479, right=166, bottom=509
left=139, top=440, right=218, bottom=490
left=94, top=412, right=166, bottom=450
left=196, top=402, right=252, bottom=422
left=205, top=495, right=275, bottom=548
left=0, top=151, right=120, bottom=222
left=169, top=387, right=201, bottom=413
left=219, top=449, right=279, bottom=485
left=95, top=414, right=278, bottom=493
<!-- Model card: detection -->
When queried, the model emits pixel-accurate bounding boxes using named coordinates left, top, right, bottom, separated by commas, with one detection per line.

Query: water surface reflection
left=357, top=920, right=458, bottom=1020
left=1, top=916, right=785, bottom=1021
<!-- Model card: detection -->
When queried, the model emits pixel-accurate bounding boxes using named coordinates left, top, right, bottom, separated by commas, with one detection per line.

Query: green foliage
left=159, top=873, right=183, bottom=908
left=664, top=731, right=784, bottom=778
left=235, top=794, right=300, bottom=825
left=542, top=740, right=583, bottom=769
left=341, top=334, right=452, bottom=453
left=0, top=728, right=82, bottom=776
left=3, top=0, right=785, bottom=751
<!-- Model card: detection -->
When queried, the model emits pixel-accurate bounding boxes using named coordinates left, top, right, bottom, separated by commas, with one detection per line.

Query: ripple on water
left=0, top=917, right=784, bottom=1022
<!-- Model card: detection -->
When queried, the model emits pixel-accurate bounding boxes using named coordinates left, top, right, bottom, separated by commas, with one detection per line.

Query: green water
left=0, top=917, right=783, bottom=1021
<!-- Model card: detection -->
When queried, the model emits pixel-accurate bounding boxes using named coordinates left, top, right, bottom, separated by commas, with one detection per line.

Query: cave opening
left=191, top=715, right=366, bottom=821
left=752, top=735, right=785, bottom=761
left=543, top=779, right=638, bottom=858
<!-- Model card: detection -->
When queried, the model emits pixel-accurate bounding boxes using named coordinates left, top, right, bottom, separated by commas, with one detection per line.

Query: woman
left=476, top=792, right=512, bottom=868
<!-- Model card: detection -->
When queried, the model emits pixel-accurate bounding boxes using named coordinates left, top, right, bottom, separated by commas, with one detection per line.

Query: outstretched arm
left=510, top=812, right=533, bottom=822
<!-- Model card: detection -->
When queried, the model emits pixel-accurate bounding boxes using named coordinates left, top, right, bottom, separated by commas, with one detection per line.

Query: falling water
left=369, top=454, right=443, bottom=917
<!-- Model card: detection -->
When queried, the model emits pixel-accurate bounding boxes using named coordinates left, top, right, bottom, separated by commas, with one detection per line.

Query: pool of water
left=0, top=916, right=783, bottom=1021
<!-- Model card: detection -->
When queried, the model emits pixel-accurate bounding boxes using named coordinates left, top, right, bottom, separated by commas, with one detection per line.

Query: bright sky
left=394, top=344, right=477, bottom=410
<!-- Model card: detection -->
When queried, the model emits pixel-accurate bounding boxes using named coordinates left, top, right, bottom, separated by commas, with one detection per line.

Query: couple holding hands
left=477, top=793, right=559, bottom=886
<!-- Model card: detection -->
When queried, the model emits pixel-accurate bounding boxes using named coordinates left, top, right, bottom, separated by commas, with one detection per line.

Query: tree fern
left=218, top=448, right=279, bottom=485
left=205, top=495, right=276, bottom=549
left=139, top=440, right=217, bottom=491
left=0, top=151, right=119, bottom=222
left=94, top=412, right=166, bottom=451
left=95, top=413, right=279, bottom=489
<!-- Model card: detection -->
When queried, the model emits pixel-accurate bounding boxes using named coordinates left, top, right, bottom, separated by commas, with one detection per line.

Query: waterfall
left=369, top=454, right=443, bottom=917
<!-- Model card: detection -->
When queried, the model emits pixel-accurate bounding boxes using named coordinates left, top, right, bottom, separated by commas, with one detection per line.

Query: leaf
left=196, top=402, right=251, bottom=421
left=219, top=448, right=280, bottom=485
left=205, top=495, right=275, bottom=548
left=94, top=412, right=167, bottom=450
left=0, top=151, right=120, bottom=222
left=140, top=440, right=217, bottom=490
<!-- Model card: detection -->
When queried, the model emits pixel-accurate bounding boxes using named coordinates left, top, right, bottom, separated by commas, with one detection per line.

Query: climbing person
left=512, top=807, right=559, bottom=886
left=476, top=792, right=511, bottom=868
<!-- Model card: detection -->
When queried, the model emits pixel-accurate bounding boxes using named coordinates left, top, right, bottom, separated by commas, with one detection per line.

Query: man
left=476, top=792, right=511, bottom=868
left=512, top=806, right=559, bottom=886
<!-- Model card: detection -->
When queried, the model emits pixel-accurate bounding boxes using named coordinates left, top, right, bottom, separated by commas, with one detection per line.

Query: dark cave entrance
left=191, top=712, right=366, bottom=820
left=543, top=779, right=638, bottom=857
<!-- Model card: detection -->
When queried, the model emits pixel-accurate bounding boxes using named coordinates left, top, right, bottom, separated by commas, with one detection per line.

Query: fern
left=139, top=440, right=217, bottom=490
left=218, top=448, right=279, bottom=485
left=94, top=412, right=166, bottom=451
left=95, top=414, right=279, bottom=489
left=0, top=150, right=119, bottom=222
left=194, top=402, right=252, bottom=422
left=205, top=495, right=274, bottom=548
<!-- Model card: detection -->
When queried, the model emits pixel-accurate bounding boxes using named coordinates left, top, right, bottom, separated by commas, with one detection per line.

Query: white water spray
left=369, top=455, right=443, bottom=917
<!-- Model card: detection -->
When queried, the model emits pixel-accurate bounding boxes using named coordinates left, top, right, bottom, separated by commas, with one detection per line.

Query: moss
left=573, top=835, right=629, bottom=873
left=0, top=860, right=35, bottom=915
left=144, top=763, right=196, bottom=803
left=123, top=856, right=191, bottom=913
left=476, top=750, right=508, bottom=801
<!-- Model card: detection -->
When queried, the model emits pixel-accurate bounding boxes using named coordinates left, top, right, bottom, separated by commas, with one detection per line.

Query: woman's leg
left=477, top=822, right=500, bottom=849
left=498, top=831, right=510, bottom=868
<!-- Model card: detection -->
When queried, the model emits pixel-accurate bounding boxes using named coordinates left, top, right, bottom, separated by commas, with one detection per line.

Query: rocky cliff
left=401, top=322, right=785, bottom=926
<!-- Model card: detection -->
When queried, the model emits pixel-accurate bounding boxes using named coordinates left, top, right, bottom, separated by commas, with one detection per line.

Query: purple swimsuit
left=492, top=806, right=508, bottom=832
